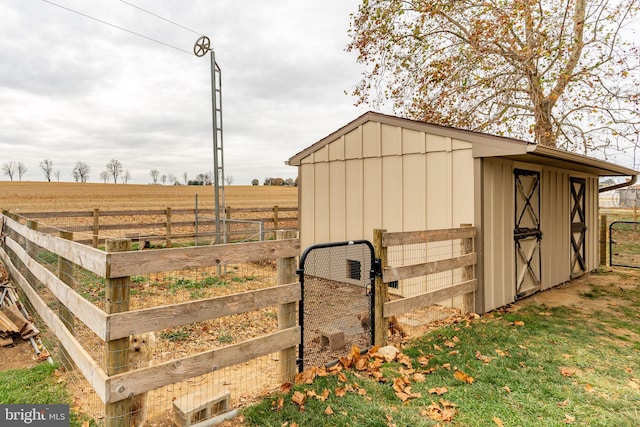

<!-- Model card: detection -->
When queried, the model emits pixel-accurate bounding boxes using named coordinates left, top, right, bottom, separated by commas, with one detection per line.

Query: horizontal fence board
left=3, top=215, right=108, bottom=277
left=5, top=237, right=108, bottom=339
left=0, top=246, right=108, bottom=403
left=21, top=211, right=95, bottom=219
left=107, top=239, right=300, bottom=277
left=383, top=227, right=476, bottom=246
left=106, top=282, right=301, bottom=340
left=106, top=326, right=300, bottom=403
left=384, top=279, right=477, bottom=318
left=383, top=253, right=477, bottom=283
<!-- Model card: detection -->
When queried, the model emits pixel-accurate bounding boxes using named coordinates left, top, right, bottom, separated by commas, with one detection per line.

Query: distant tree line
left=1, top=158, right=131, bottom=184
left=260, top=177, right=297, bottom=186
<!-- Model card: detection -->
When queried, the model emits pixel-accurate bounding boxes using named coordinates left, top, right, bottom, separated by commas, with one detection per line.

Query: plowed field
left=0, top=182, right=297, bottom=212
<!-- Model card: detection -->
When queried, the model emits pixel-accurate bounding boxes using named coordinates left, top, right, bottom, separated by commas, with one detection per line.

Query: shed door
left=570, top=177, right=587, bottom=277
left=514, top=169, right=542, bottom=299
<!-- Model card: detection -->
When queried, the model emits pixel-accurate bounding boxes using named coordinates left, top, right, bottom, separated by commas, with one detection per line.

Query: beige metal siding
left=482, top=158, right=515, bottom=311
left=539, top=168, right=570, bottom=289
left=585, top=176, right=599, bottom=272
left=297, top=121, right=474, bottom=255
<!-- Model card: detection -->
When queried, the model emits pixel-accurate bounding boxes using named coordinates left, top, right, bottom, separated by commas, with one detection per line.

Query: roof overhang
left=288, top=111, right=639, bottom=177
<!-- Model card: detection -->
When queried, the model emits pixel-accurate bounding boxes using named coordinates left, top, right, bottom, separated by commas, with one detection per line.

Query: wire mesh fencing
left=0, top=211, right=300, bottom=426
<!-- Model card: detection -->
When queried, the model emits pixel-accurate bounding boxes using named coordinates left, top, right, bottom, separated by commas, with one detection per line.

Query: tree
left=251, top=179, right=259, bottom=186
left=161, top=174, right=167, bottom=185
left=150, top=169, right=160, bottom=184
left=99, top=171, right=108, bottom=183
left=72, top=161, right=90, bottom=183
left=106, top=159, right=123, bottom=184
left=348, top=0, right=640, bottom=152
left=122, top=170, right=131, bottom=184
left=183, top=172, right=188, bottom=185
left=225, top=175, right=233, bottom=185
left=40, top=159, right=53, bottom=182
left=17, top=162, right=27, bottom=181
left=2, top=162, right=16, bottom=181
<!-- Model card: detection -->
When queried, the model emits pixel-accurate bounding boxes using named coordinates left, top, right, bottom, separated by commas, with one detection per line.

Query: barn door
left=514, top=169, right=542, bottom=299
left=570, top=177, right=587, bottom=277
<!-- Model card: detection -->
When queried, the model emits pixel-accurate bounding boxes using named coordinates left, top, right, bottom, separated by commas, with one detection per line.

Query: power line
left=119, top=0, right=203, bottom=36
left=40, top=0, right=193, bottom=55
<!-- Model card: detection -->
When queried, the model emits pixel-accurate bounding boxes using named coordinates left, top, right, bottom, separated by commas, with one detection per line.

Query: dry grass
left=0, top=182, right=297, bottom=212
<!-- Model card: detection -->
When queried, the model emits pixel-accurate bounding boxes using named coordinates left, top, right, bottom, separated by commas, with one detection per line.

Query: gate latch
left=372, top=258, right=382, bottom=277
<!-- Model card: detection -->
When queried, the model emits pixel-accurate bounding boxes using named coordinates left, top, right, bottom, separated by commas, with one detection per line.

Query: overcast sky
left=0, top=0, right=372, bottom=185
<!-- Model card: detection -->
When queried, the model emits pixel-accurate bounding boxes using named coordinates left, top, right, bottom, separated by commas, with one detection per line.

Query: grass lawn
left=240, top=268, right=640, bottom=426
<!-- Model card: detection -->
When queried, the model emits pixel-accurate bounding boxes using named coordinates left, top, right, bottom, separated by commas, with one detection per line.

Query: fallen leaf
left=560, top=367, right=576, bottom=377
left=444, top=340, right=456, bottom=348
left=503, top=385, right=511, bottom=393
left=495, top=349, right=507, bottom=357
left=564, top=414, right=576, bottom=424
left=417, top=355, right=432, bottom=366
left=454, top=370, right=474, bottom=384
left=335, top=387, right=347, bottom=397
left=585, top=384, right=594, bottom=393
left=512, top=321, right=525, bottom=326
left=493, top=416, right=504, bottom=427
left=475, top=350, right=494, bottom=364
left=442, top=363, right=451, bottom=370
left=337, top=372, right=348, bottom=382
left=291, top=391, right=306, bottom=407
left=324, top=406, right=334, bottom=415
left=434, top=344, right=443, bottom=351
left=557, top=398, right=569, bottom=407
left=413, top=373, right=426, bottom=383
left=628, top=378, right=640, bottom=390
left=449, top=350, right=460, bottom=355
left=280, top=382, right=293, bottom=394
left=538, top=311, right=552, bottom=316
left=428, top=386, right=448, bottom=396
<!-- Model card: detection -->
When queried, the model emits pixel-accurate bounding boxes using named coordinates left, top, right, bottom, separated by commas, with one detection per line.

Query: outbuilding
left=287, top=112, right=638, bottom=313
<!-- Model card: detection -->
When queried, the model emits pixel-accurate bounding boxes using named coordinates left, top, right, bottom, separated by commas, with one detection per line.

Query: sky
left=0, top=0, right=372, bottom=185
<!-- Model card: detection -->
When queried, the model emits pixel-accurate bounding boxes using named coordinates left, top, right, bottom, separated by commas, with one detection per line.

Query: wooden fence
left=17, top=206, right=298, bottom=247
left=373, top=226, right=477, bottom=345
left=0, top=212, right=300, bottom=426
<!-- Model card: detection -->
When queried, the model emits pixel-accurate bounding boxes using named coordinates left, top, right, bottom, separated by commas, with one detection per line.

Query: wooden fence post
left=277, top=230, right=297, bottom=382
left=165, top=207, right=172, bottom=248
left=26, top=219, right=37, bottom=258
left=373, top=229, right=388, bottom=347
left=58, top=231, right=76, bottom=371
left=460, top=224, right=475, bottom=314
left=225, top=206, right=232, bottom=244
left=92, top=209, right=100, bottom=248
left=273, top=206, right=279, bottom=234
left=105, top=238, right=132, bottom=427
left=600, top=215, right=607, bottom=266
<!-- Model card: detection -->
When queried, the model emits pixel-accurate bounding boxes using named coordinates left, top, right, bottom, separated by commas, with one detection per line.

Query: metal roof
left=288, top=111, right=638, bottom=177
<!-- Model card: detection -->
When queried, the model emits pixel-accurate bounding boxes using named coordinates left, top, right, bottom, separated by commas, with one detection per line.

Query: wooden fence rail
left=16, top=206, right=298, bottom=246
left=374, top=226, right=477, bottom=345
left=0, top=212, right=301, bottom=426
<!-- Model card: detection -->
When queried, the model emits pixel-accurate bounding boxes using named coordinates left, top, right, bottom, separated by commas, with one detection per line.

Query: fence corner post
left=373, top=229, right=388, bottom=347
left=599, top=215, right=607, bottom=267
left=105, top=238, right=132, bottom=427
left=277, top=230, right=297, bottom=382
left=460, top=224, right=475, bottom=314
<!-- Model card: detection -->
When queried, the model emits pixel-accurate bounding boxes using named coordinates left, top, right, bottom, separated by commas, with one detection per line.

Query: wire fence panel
left=610, top=221, right=640, bottom=268
left=0, top=212, right=299, bottom=427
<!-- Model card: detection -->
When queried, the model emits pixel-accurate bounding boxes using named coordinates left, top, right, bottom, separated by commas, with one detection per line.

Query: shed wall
left=482, top=158, right=601, bottom=312
left=298, top=122, right=475, bottom=250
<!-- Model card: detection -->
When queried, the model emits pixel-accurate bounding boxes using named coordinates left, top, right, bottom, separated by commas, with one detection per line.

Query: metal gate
left=570, top=177, right=587, bottom=277
left=514, top=168, right=542, bottom=299
left=610, top=221, right=640, bottom=268
left=298, top=240, right=375, bottom=371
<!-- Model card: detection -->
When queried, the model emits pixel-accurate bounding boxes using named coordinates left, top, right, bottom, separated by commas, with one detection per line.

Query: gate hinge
left=372, top=258, right=382, bottom=277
